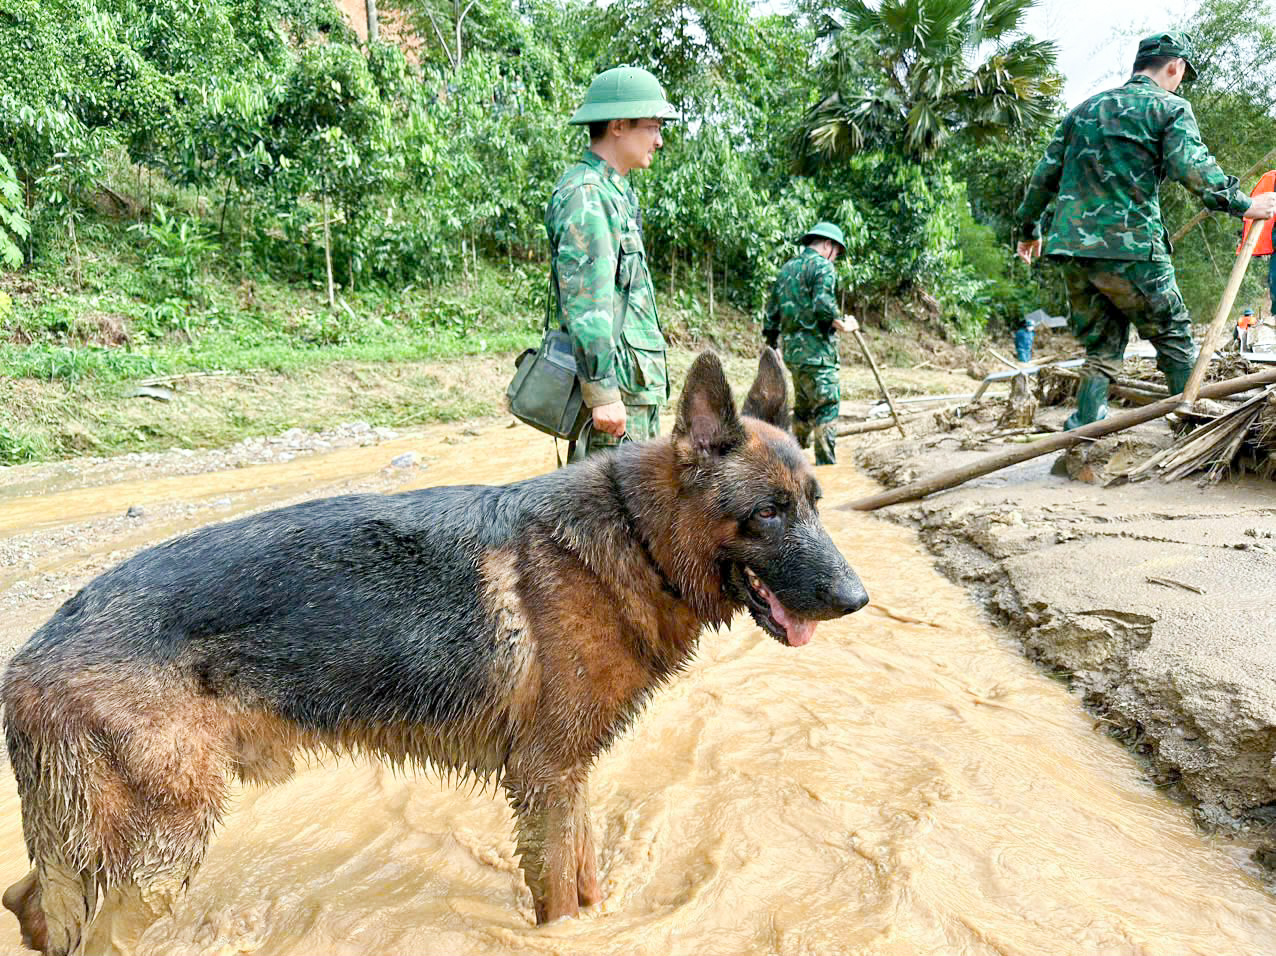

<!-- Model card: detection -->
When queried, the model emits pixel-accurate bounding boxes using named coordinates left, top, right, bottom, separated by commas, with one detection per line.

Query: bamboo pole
left=1169, top=146, right=1276, bottom=245
left=1179, top=218, right=1263, bottom=406
left=852, top=328, right=907, bottom=438
left=321, top=188, right=335, bottom=309
left=836, top=412, right=927, bottom=436
left=842, top=367, right=1276, bottom=511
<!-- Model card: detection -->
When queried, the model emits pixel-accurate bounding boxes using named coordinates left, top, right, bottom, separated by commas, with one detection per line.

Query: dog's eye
left=756, top=506, right=778, bottom=520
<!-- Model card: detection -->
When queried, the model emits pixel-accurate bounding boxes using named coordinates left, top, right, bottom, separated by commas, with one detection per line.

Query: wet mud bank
left=855, top=417, right=1276, bottom=874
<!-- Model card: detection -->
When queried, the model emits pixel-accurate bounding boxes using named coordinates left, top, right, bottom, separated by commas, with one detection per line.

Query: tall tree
left=793, top=0, right=1061, bottom=169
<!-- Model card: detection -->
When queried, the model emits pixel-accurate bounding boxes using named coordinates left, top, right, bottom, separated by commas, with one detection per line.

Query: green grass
left=1, top=218, right=547, bottom=387
left=1, top=205, right=969, bottom=465
left=0, top=210, right=562, bottom=462
left=0, top=207, right=758, bottom=463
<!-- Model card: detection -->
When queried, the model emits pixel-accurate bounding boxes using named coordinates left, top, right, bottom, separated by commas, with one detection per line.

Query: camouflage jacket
left=1016, top=75, right=1252, bottom=262
left=545, top=149, right=668, bottom=407
left=763, top=248, right=839, bottom=367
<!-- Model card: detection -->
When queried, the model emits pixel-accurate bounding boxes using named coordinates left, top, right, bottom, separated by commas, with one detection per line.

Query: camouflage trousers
left=789, top=363, right=840, bottom=466
left=1059, top=258, right=1196, bottom=384
left=567, top=403, right=661, bottom=463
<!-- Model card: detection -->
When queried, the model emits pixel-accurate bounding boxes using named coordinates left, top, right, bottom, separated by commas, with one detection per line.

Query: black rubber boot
left=1064, top=376, right=1110, bottom=430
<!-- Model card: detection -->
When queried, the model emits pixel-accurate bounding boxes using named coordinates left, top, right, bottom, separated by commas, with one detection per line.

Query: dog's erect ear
left=741, top=346, right=790, bottom=430
left=673, top=351, right=744, bottom=458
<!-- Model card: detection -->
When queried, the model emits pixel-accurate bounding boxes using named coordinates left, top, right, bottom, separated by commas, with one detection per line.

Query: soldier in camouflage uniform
left=546, top=66, right=679, bottom=461
left=763, top=222, right=855, bottom=465
left=1016, top=32, right=1276, bottom=428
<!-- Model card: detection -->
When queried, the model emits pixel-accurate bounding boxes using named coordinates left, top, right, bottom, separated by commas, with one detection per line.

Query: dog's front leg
left=506, top=773, right=590, bottom=924
left=573, top=782, right=602, bottom=908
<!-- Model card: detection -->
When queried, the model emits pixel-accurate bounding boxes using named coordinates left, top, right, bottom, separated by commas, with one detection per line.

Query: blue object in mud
left=1014, top=325, right=1035, bottom=362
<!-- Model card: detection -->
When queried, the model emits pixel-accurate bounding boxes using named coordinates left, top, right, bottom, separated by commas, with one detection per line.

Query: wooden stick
left=836, top=412, right=929, bottom=436
left=836, top=417, right=903, bottom=437
left=852, top=328, right=907, bottom=438
left=986, top=348, right=1020, bottom=371
left=842, top=367, right=1276, bottom=511
left=1169, top=146, right=1276, bottom=245
left=1179, top=219, right=1263, bottom=407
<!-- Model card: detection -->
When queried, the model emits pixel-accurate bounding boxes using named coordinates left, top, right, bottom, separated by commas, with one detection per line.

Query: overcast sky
left=1021, top=0, right=1201, bottom=105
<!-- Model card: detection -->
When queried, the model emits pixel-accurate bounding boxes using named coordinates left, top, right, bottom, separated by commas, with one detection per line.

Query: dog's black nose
left=829, top=574, right=869, bottom=615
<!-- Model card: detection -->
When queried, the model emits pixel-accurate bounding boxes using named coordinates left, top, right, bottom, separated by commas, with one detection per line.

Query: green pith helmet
left=1136, top=31, right=1198, bottom=81
left=801, top=221, right=846, bottom=253
left=569, top=66, right=681, bottom=125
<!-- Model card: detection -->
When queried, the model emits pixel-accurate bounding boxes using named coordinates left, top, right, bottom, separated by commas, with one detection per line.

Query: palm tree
left=793, top=0, right=1061, bottom=170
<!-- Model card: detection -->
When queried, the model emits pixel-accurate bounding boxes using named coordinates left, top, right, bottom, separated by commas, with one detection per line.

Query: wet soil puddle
left=0, top=427, right=1273, bottom=955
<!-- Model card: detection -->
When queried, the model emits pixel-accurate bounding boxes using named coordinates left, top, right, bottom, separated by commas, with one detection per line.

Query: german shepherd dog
left=2, top=349, right=867, bottom=954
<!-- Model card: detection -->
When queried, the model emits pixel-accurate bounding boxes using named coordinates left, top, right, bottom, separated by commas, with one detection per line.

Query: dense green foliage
left=0, top=151, right=27, bottom=271
left=3, top=0, right=1269, bottom=378
left=792, top=0, right=1060, bottom=165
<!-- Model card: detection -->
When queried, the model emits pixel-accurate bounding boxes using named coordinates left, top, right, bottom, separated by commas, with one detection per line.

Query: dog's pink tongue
left=765, top=591, right=817, bottom=647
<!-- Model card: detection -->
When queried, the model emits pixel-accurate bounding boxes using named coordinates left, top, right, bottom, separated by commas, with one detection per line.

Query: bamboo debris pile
left=840, top=347, right=1276, bottom=502
left=1037, top=356, right=1276, bottom=483
left=845, top=367, right=1276, bottom=511
left=1037, top=355, right=1259, bottom=406
left=1037, top=364, right=1169, bottom=406
left=1119, top=388, right=1276, bottom=483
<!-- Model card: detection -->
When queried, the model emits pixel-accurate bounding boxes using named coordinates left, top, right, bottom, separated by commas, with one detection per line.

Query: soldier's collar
left=582, top=148, right=627, bottom=188
left=1127, top=74, right=1158, bottom=88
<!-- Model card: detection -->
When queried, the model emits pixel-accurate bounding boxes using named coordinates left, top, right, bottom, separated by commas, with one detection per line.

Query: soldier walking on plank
left=1015, top=32, right=1276, bottom=428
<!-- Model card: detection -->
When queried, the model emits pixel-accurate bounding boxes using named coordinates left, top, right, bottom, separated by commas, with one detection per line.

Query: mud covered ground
left=6, top=404, right=1276, bottom=954
left=853, top=402, right=1276, bottom=869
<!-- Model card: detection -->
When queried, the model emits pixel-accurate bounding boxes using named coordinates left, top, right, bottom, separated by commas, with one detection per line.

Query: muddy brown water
left=1, top=425, right=1275, bottom=955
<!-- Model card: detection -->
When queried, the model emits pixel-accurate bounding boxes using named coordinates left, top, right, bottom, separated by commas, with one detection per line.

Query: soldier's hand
left=1016, top=239, right=1043, bottom=263
left=592, top=401, right=627, bottom=438
left=833, top=315, right=858, bottom=333
left=1246, top=192, right=1276, bottom=220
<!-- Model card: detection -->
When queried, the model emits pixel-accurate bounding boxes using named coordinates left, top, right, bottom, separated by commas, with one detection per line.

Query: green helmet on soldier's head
left=569, top=67, right=681, bottom=125
left=801, top=222, right=846, bottom=253
left=1136, top=31, right=1198, bottom=81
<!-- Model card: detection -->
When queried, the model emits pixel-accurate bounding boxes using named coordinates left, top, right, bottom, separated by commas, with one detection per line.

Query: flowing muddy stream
left=1, top=422, right=1275, bottom=955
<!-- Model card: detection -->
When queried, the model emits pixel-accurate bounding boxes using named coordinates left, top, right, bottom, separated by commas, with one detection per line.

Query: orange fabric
left=1238, top=170, right=1276, bottom=257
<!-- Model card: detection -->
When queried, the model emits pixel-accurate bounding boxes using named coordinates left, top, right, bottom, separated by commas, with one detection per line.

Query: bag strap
left=563, top=421, right=632, bottom=468
left=544, top=258, right=560, bottom=334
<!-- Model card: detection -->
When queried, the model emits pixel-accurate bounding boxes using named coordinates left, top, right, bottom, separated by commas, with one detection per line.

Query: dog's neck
left=607, top=464, right=683, bottom=603
left=609, top=441, right=734, bottom=628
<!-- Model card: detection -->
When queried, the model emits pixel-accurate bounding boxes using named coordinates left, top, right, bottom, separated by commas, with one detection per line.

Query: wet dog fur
left=2, top=349, right=867, bottom=953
